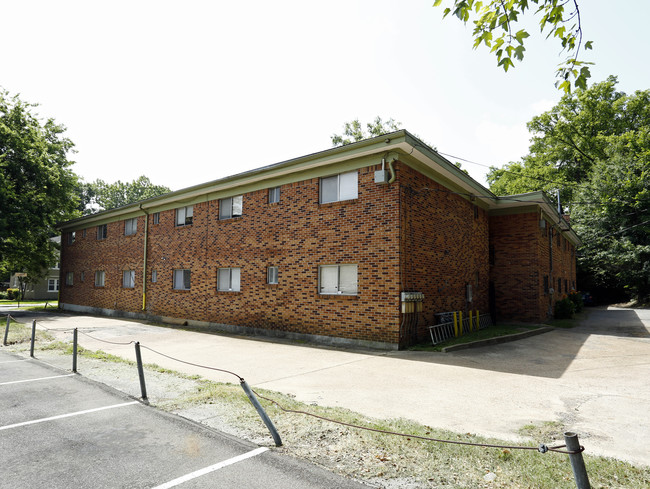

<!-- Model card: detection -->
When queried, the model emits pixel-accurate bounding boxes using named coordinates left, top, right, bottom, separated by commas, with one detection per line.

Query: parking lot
left=0, top=349, right=366, bottom=489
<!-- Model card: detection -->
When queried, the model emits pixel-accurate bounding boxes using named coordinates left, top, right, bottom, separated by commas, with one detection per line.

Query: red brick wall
left=489, top=212, right=577, bottom=323
left=61, top=164, right=403, bottom=345
left=398, top=164, right=490, bottom=345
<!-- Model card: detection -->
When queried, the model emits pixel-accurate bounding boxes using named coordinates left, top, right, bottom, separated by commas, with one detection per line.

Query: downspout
left=387, top=158, right=396, bottom=184
left=140, top=205, right=149, bottom=311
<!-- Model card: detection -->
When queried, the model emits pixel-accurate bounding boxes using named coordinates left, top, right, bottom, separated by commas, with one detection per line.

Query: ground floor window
left=218, top=267, right=241, bottom=291
left=173, top=269, right=191, bottom=290
left=48, top=279, right=59, bottom=292
left=319, top=264, right=357, bottom=295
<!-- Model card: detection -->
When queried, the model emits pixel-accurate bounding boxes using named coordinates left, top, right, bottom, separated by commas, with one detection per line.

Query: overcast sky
left=3, top=0, right=649, bottom=190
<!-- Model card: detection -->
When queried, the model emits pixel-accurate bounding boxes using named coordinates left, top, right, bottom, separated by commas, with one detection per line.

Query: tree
left=331, top=116, right=402, bottom=146
left=80, top=176, right=171, bottom=214
left=487, top=77, right=650, bottom=302
left=0, top=89, right=79, bottom=280
left=433, top=0, right=593, bottom=92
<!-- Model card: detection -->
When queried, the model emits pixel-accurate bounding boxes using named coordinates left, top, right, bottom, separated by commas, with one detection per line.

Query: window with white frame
left=175, top=206, right=193, bottom=227
left=95, top=270, right=105, bottom=287
left=123, top=270, right=135, bottom=288
left=48, top=279, right=59, bottom=292
left=151, top=270, right=157, bottom=283
left=153, top=212, right=160, bottom=225
left=125, top=218, right=137, bottom=236
left=268, top=186, right=281, bottom=204
left=219, top=196, right=243, bottom=220
left=320, top=171, right=358, bottom=204
left=65, top=272, right=74, bottom=286
left=267, top=266, right=279, bottom=284
left=173, top=269, right=191, bottom=290
left=319, top=264, right=358, bottom=295
left=218, top=267, right=241, bottom=291
left=97, top=224, right=107, bottom=240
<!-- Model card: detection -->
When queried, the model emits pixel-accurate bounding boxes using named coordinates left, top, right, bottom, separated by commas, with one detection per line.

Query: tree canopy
left=433, top=0, right=593, bottom=92
left=331, top=116, right=402, bottom=146
left=487, top=77, right=650, bottom=302
left=0, top=89, right=79, bottom=280
left=78, top=176, right=171, bottom=214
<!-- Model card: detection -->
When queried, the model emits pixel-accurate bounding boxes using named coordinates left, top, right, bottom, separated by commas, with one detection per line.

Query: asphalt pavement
left=0, top=349, right=368, bottom=488
left=4, top=306, right=650, bottom=467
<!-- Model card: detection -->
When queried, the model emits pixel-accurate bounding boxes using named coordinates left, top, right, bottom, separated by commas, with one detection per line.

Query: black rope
left=76, top=329, right=136, bottom=346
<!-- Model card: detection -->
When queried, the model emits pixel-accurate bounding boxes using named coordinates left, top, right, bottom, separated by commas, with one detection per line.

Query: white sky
left=3, top=0, right=649, bottom=190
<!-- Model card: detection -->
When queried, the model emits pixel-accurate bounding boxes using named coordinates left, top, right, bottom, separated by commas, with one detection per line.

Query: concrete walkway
left=9, top=306, right=650, bottom=466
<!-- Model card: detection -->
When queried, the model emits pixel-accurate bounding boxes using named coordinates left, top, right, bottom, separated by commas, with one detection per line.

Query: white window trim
left=125, top=218, right=137, bottom=236
left=219, top=196, right=243, bottom=220
left=123, top=270, right=135, bottom=288
left=218, top=267, right=241, bottom=292
left=319, top=264, right=358, bottom=295
left=95, top=270, right=105, bottom=287
left=268, top=187, right=281, bottom=204
left=267, top=266, right=279, bottom=284
left=173, top=269, right=191, bottom=290
left=176, top=206, right=193, bottom=227
left=48, top=279, right=59, bottom=292
left=319, top=171, right=358, bottom=204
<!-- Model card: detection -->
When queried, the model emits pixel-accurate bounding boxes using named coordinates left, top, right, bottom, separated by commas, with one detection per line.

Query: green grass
left=1, top=318, right=55, bottom=345
left=410, top=323, right=543, bottom=352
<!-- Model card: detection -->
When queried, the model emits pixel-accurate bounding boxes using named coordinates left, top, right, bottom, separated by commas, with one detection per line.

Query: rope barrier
left=76, top=329, right=135, bottom=346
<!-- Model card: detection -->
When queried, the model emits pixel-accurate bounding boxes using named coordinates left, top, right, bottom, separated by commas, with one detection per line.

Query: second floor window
left=123, top=270, right=135, bottom=288
left=268, top=187, right=281, bottom=204
left=176, top=206, right=193, bottom=227
left=95, top=270, right=105, bottom=287
left=267, top=266, right=279, bottom=284
left=67, top=231, right=75, bottom=245
left=320, top=171, right=358, bottom=204
left=219, top=196, right=243, bottom=220
left=97, top=224, right=107, bottom=240
left=125, top=218, right=137, bottom=236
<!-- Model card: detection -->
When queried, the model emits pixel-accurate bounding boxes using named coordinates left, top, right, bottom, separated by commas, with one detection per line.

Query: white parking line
left=0, top=401, right=140, bottom=431
left=151, top=447, right=269, bottom=489
left=0, top=359, right=29, bottom=364
left=0, top=374, right=76, bottom=385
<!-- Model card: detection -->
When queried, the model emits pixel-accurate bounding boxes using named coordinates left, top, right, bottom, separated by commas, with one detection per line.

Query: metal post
left=240, top=380, right=282, bottom=447
left=72, top=328, right=78, bottom=373
left=30, top=320, right=36, bottom=357
left=3, top=315, right=10, bottom=346
left=134, top=342, right=148, bottom=401
left=564, top=432, right=591, bottom=489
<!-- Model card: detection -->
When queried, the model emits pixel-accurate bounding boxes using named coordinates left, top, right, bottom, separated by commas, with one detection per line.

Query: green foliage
left=79, top=175, right=171, bottom=214
left=567, top=291, right=584, bottom=313
left=489, top=77, right=650, bottom=302
left=554, top=297, right=575, bottom=319
left=0, top=89, right=78, bottom=279
left=331, top=116, right=401, bottom=146
left=433, top=0, right=593, bottom=92
left=6, top=288, right=20, bottom=300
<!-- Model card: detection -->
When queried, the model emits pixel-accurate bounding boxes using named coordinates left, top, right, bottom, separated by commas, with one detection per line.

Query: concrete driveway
left=12, top=306, right=650, bottom=466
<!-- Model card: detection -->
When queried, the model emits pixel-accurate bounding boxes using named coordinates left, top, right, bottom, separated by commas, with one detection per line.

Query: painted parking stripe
left=152, top=447, right=269, bottom=489
left=0, top=401, right=139, bottom=431
left=0, top=373, right=76, bottom=385
left=0, top=359, right=29, bottom=364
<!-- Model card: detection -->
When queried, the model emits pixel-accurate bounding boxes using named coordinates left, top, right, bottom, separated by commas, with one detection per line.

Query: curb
left=442, top=326, right=554, bottom=353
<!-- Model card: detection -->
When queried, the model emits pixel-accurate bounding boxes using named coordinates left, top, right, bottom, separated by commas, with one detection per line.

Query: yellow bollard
left=453, top=312, right=458, bottom=337
left=459, top=311, right=463, bottom=335
left=476, top=310, right=480, bottom=331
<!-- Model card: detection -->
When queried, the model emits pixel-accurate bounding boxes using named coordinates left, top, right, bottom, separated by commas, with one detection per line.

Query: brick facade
left=59, top=132, right=579, bottom=348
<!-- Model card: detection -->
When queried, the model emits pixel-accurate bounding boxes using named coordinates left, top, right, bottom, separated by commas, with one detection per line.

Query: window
left=83, top=229, right=87, bottom=238
left=219, top=196, right=243, bottom=219
left=558, top=278, right=562, bottom=294
left=173, top=269, right=191, bottom=290
left=176, top=206, right=193, bottom=226
left=153, top=212, right=160, bottom=225
left=267, top=266, right=279, bottom=284
left=80, top=271, right=84, bottom=282
left=218, top=267, right=241, bottom=291
left=269, top=186, right=281, bottom=204
left=97, top=224, right=107, bottom=240
left=151, top=270, right=157, bottom=283
left=123, top=270, right=135, bottom=288
left=48, top=279, right=59, bottom=292
left=67, top=231, right=75, bottom=245
left=95, top=271, right=105, bottom=287
left=543, top=275, right=549, bottom=294
left=125, top=218, right=137, bottom=236
left=319, top=264, right=358, bottom=295
left=320, top=171, right=358, bottom=204
left=65, top=272, right=74, bottom=286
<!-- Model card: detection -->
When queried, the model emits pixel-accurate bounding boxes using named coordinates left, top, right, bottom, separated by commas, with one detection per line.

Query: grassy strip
left=410, top=324, right=543, bottom=352
left=1, top=317, right=55, bottom=345
left=18, top=338, right=649, bottom=489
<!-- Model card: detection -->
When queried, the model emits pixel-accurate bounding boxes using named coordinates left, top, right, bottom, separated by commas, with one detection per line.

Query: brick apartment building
left=58, top=130, right=579, bottom=349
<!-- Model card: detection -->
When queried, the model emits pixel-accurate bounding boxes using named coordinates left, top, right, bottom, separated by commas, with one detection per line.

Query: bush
left=568, top=291, right=584, bottom=312
left=6, top=288, right=21, bottom=300
left=554, top=296, right=575, bottom=319
left=0, top=291, right=7, bottom=300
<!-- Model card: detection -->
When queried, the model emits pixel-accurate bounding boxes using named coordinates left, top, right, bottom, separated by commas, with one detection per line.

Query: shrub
left=0, top=291, right=7, bottom=300
left=568, top=291, right=584, bottom=313
left=554, top=297, right=575, bottom=319
left=6, top=288, right=21, bottom=300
